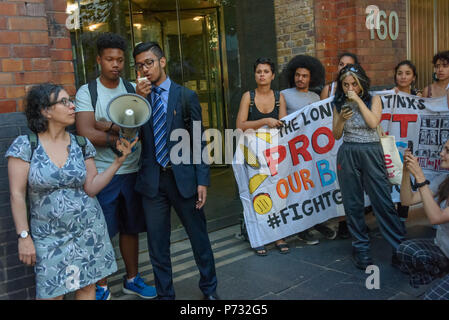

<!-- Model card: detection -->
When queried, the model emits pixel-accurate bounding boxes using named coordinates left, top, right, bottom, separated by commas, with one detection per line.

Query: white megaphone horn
left=106, top=93, right=152, bottom=140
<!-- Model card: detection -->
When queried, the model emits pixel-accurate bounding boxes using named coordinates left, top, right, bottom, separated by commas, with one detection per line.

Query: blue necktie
left=152, top=86, right=169, bottom=167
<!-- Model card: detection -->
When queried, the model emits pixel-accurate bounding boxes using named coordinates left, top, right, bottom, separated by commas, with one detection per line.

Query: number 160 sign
left=366, top=5, right=399, bottom=41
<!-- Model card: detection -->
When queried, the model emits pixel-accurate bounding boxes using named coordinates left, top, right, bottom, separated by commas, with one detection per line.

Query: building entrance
left=67, top=0, right=241, bottom=234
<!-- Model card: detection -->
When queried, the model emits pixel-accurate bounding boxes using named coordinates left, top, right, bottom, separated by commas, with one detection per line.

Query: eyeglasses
left=135, top=59, right=158, bottom=71
left=50, top=97, right=74, bottom=108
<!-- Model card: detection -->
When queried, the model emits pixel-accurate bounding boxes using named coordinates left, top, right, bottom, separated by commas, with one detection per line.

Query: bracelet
left=414, top=179, right=430, bottom=189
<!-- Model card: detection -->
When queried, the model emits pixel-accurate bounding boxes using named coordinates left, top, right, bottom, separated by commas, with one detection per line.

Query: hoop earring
left=411, top=80, right=416, bottom=93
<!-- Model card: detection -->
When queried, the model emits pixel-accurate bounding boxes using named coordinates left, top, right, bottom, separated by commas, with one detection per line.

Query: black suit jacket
left=135, top=81, right=210, bottom=199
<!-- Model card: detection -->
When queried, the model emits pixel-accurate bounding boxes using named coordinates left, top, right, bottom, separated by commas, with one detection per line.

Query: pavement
left=103, top=206, right=439, bottom=301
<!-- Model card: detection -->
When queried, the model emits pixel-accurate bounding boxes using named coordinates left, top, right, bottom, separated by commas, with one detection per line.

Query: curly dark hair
left=283, top=55, right=325, bottom=89
left=432, top=51, right=449, bottom=65
left=333, top=63, right=372, bottom=112
left=25, top=83, right=63, bottom=133
left=97, top=33, right=127, bottom=56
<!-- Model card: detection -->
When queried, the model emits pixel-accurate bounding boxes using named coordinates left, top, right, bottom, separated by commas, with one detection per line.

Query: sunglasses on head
left=342, top=65, right=359, bottom=73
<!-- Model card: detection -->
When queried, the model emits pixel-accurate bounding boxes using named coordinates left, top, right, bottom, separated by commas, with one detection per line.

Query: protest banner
left=233, top=90, right=449, bottom=248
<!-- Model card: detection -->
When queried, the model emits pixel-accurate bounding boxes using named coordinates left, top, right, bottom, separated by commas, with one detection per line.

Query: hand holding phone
left=407, top=140, right=414, bottom=154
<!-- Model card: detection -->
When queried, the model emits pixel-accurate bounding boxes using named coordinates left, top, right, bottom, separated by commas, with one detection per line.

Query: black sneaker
left=297, top=229, right=320, bottom=245
left=314, top=224, right=337, bottom=240
left=337, top=221, right=351, bottom=239
left=351, top=251, right=373, bottom=270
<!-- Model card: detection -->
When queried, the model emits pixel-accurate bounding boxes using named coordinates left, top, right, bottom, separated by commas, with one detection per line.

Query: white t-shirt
left=75, top=78, right=141, bottom=174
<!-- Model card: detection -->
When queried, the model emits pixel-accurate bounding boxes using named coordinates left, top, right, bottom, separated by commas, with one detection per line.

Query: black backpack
left=27, top=132, right=87, bottom=159
left=87, top=78, right=136, bottom=111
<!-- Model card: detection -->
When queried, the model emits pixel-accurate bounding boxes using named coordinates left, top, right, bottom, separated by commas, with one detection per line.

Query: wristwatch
left=18, top=230, right=30, bottom=239
left=414, top=179, right=430, bottom=189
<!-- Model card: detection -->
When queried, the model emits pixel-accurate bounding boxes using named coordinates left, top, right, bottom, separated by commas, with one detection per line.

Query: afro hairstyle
left=283, top=55, right=325, bottom=89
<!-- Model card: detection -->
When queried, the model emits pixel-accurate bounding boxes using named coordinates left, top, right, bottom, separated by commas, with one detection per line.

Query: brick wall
left=0, top=0, right=75, bottom=114
left=315, top=0, right=407, bottom=86
left=0, top=113, right=34, bottom=300
left=0, top=0, right=73, bottom=300
left=274, top=0, right=316, bottom=74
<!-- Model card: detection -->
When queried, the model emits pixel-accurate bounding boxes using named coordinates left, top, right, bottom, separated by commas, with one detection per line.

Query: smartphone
left=342, top=106, right=351, bottom=112
left=408, top=140, right=414, bottom=154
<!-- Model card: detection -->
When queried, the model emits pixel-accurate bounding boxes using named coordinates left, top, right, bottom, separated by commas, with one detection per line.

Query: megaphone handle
left=106, top=131, right=123, bottom=157
left=110, top=145, right=123, bottom=158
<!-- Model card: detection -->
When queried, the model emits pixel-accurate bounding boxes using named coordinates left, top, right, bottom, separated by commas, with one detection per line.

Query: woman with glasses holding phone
left=5, top=83, right=136, bottom=300
left=332, top=64, right=405, bottom=270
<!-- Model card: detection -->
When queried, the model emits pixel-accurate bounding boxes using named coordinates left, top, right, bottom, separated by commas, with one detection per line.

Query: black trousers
left=141, top=169, right=217, bottom=299
left=337, top=142, right=406, bottom=252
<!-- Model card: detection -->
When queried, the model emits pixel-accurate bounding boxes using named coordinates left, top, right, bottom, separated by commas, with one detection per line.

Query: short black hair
left=433, top=51, right=449, bottom=65
left=25, top=83, right=63, bottom=133
left=97, top=33, right=127, bottom=56
left=253, top=57, right=275, bottom=74
left=133, top=42, right=165, bottom=60
left=338, top=52, right=359, bottom=65
left=283, top=55, right=325, bottom=88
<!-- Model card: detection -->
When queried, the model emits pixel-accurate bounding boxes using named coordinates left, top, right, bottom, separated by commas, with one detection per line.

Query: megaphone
left=106, top=93, right=152, bottom=140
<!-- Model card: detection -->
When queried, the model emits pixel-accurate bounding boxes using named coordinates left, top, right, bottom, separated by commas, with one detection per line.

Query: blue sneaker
left=122, top=273, right=157, bottom=299
left=95, top=284, right=111, bottom=300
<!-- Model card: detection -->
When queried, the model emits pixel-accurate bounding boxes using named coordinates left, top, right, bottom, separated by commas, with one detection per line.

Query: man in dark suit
left=133, top=42, right=218, bottom=300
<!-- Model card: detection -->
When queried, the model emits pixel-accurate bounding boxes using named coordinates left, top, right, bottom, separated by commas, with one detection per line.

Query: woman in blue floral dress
left=6, top=83, right=137, bottom=300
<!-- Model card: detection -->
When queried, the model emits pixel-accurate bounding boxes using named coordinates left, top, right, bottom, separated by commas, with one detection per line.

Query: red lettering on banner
left=263, top=127, right=338, bottom=176
left=311, top=127, right=335, bottom=154
left=381, top=113, right=391, bottom=122
left=264, top=146, right=286, bottom=176
left=288, top=135, right=312, bottom=166
left=391, top=114, right=418, bottom=138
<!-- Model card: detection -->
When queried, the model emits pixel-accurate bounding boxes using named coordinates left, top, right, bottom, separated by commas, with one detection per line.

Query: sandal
left=254, top=246, right=267, bottom=256
left=275, top=242, right=290, bottom=254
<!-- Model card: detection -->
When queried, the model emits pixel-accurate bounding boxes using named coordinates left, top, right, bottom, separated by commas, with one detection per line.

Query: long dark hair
left=339, top=52, right=359, bottom=66
left=437, top=176, right=449, bottom=205
left=394, top=60, right=418, bottom=94
left=333, top=63, right=372, bottom=112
